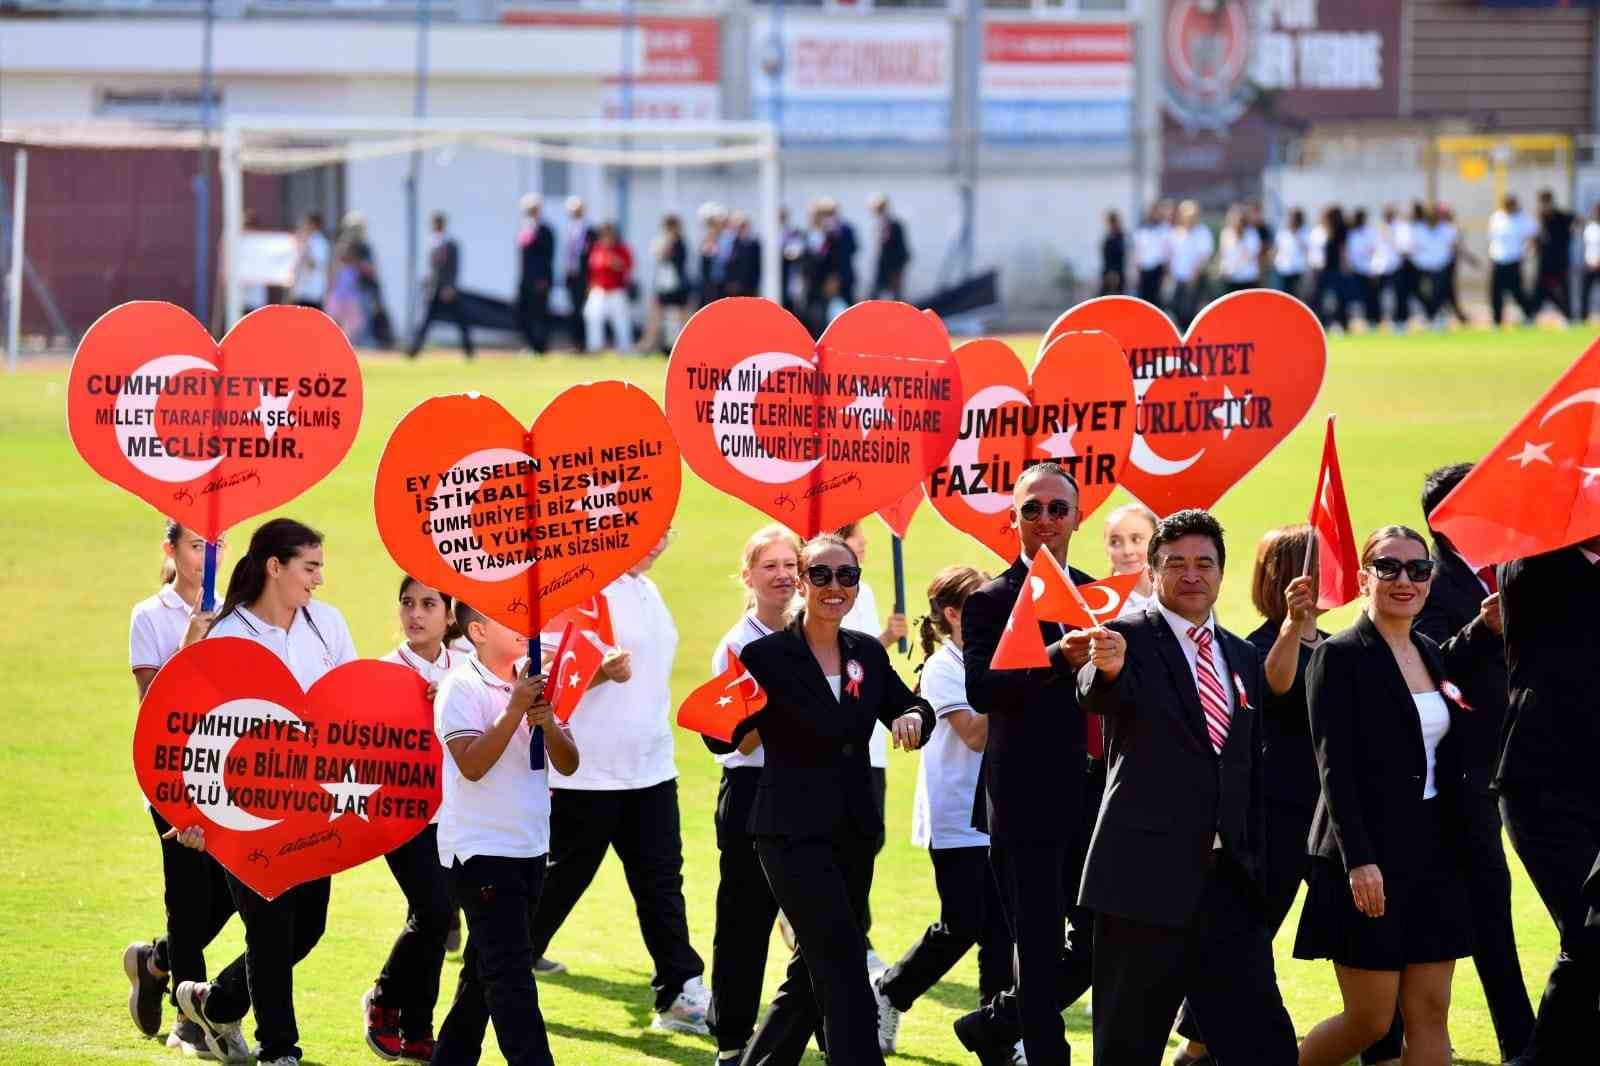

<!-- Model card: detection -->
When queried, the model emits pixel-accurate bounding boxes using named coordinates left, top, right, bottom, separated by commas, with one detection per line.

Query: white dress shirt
left=1134, top=224, right=1172, bottom=270
left=1273, top=226, right=1309, bottom=277
left=1169, top=226, right=1215, bottom=283
left=1488, top=210, right=1537, bottom=264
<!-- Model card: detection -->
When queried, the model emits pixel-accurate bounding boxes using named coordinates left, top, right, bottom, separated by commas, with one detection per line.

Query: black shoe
left=123, top=941, right=167, bottom=1037
left=532, top=956, right=567, bottom=976
left=953, top=1010, right=1014, bottom=1066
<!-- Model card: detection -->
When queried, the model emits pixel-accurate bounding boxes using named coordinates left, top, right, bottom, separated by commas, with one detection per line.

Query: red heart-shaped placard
left=1046, top=291, right=1326, bottom=516
left=68, top=302, right=363, bottom=539
left=666, top=298, right=962, bottom=538
left=134, top=638, right=439, bottom=901
left=373, top=383, right=682, bottom=636
left=925, top=331, right=1136, bottom=561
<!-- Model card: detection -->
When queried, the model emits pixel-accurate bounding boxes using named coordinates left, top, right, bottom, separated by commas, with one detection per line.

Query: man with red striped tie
left=1075, top=509, right=1297, bottom=1066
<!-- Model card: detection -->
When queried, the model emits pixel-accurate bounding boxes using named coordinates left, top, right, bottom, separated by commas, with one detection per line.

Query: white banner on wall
left=749, top=16, right=953, bottom=145
left=981, top=22, right=1134, bottom=146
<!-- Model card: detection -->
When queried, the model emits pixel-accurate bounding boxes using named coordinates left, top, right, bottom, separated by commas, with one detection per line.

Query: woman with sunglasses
left=1294, top=526, right=1475, bottom=1066
left=732, top=533, right=934, bottom=1066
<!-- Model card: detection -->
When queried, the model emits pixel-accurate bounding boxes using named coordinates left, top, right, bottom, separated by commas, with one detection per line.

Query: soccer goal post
left=219, top=115, right=782, bottom=330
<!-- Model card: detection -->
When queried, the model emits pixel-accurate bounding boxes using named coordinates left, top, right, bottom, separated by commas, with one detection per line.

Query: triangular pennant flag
left=992, top=567, right=1051, bottom=670
left=542, top=622, right=605, bottom=724
left=545, top=593, right=615, bottom=647
left=1308, top=416, right=1359, bottom=609
left=677, top=649, right=768, bottom=742
left=1045, top=571, right=1147, bottom=629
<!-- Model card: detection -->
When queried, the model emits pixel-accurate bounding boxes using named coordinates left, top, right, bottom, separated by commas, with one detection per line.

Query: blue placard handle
left=892, top=534, right=908, bottom=655
left=201, top=542, right=219, bottom=612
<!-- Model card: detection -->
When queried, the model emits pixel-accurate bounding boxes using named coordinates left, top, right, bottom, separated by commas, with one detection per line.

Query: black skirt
left=1293, top=799, right=1474, bottom=970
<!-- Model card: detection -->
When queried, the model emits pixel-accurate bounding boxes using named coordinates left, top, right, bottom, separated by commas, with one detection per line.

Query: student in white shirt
left=1375, top=205, right=1404, bottom=330
left=1409, top=205, right=1452, bottom=327
left=871, top=566, right=1010, bottom=1055
left=1432, top=201, right=1476, bottom=326
left=1103, top=503, right=1159, bottom=621
left=432, top=601, right=577, bottom=1066
left=290, top=213, right=330, bottom=310
left=1167, top=200, right=1215, bottom=329
left=526, top=532, right=712, bottom=1035
left=360, top=577, right=462, bottom=1062
left=173, top=519, right=358, bottom=1066
left=835, top=520, right=908, bottom=973
left=705, top=524, right=801, bottom=1063
left=1487, top=193, right=1538, bottom=326
left=1391, top=202, right=1427, bottom=328
left=1218, top=205, right=1262, bottom=292
left=1345, top=208, right=1382, bottom=329
left=1581, top=203, right=1600, bottom=321
left=1273, top=208, right=1310, bottom=300
left=1134, top=201, right=1173, bottom=306
left=122, top=522, right=244, bottom=1060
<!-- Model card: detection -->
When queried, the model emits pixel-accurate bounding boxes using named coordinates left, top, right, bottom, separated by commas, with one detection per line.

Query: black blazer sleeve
left=1306, top=639, right=1376, bottom=870
left=868, top=640, right=934, bottom=744
left=1076, top=617, right=1141, bottom=719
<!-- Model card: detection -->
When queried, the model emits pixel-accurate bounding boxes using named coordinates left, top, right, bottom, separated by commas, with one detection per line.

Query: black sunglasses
left=806, top=564, right=862, bottom=588
left=1019, top=499, right=1076, bottom=522
left=1368, top=557, right=1435, bottom=583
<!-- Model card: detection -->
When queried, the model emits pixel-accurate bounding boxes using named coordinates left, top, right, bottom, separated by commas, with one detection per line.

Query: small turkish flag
left=992, top=564, right=1051, bottom=670
left=677, top=650, right=768, bottom=742
left=1025, top=547, right=1144, bottom=628
left=542, top=622, right=605, bottom=724
left=545, top=594, right=615, bottom=647
left=1431, top=338, right=1600, bottom=566
left=1309, top=416, right=1359, bottom=609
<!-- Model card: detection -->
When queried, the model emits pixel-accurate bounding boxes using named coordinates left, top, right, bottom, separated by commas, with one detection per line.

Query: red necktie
left=1189, top=626, right=1231, bottom=754
left=1086, top=714, right=1104, bottom=761
left=1477, top=566, right=1498, bottom=593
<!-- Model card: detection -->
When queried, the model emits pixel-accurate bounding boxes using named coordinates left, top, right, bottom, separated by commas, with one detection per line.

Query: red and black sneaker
left=361, top=988, right=405, bottom=1062
left=397, top=1034, right=436, bottom=1064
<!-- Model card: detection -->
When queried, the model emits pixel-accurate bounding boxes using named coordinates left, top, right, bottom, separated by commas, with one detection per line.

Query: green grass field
left=2, top=324, right=1590, bottom=1066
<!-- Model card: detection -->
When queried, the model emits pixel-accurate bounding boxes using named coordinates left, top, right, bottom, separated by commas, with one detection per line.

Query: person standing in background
left=1390, top=203, right=1421, bottom=330
left=1273, top=207, right=1310, bottom=300
left=1307, top=205, right=1351, bottom=332
left=726, top=212, right=762, bottom=298
left=290, top=212, right=329, bottom=311
left=643, top=214, right=689, bottom=356
left=582, top=223, right=634, bottom=354
left=1433, top=202, right=1475, bottom=327
left=1167, top=200, right=1214, bottom=329
left=1217, top=205, right=1261, bottom=293
left=1487, top=194, right=1539, bottom=327
left=1531, top=188, right=1575, bottom=324
left=1134, top=201, right=1172, bottom=307
left=515, top=194, right=555, bottom=356
left=1581, top=203, right=1600, bottom=322
left=780, top=207, right=807, bottom=315
left=823, top=198, right=860, bottom=306
left=1346, top=208, right=1382, bottom=330
left=1409, top=204, right=1450, bottom=328
left=561, top=196, right=595, bottom=351
left=869, top=193, right=912, bottom=301
left=1099, top=210, right=1126, bottom=296
left=407, top=211, right=473, bottom=359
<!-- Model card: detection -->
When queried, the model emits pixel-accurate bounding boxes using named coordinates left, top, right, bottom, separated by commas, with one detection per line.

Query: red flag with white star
left=1308, top=416, right=1359, bottom=609
left=992, top=561, right=1052, bottom=670
left=1431, top=339, right=1600, bottom=566
left=677, top=649, right=768, bottom=743
left=543, top=622, right=605, bottom=724
left=544, top=594, right=615, bottom=648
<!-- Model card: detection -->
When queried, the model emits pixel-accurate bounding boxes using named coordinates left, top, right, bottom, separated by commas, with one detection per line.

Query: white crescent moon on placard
left=710, top=352, right=824, bottom=484
left=182, top=697, right=297, bottom=832
left=947, top=384, right=1032, bottom=515
left=429, top=446, right=536, bottom=579
left=116, top=354, right=225, bottom=483
left=1538, top=387, right=1600, bottom=425
left=1129, top=353, right=1206, bottom=477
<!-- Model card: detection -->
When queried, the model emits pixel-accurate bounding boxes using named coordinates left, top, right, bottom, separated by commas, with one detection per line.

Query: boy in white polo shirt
left=432, top=602, right=578, bottom=1066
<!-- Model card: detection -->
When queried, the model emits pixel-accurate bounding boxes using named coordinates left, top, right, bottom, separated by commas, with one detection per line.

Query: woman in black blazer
left=1295, top=525, right=1474, bottom=1066
left=731, top=533, right=933, bottom=1066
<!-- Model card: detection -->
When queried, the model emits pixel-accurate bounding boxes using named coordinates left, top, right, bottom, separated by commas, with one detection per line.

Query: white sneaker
left=175, top=982, right=251, bottom=1064
left=168, top=1018, right=215, bottom=1059
left=1010, top=1039, right=1029, bottom=1065
left=652, top=975, right=711, bottom=1035
left=872, top=976, right=901, bottom=1055
left=258, top=1058, right=299, bottom=1066
left=866, top=948, right=888, bottom=980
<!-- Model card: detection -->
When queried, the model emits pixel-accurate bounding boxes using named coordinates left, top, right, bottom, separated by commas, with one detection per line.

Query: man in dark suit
left=1408, top=464, right=1535, bottom=1063
left=407, top=210, right=474, bottom=358
left=822, top=198, right=859, bottom=305
left=1497, top=533, right=1600, bottom=1065
left=955, top=461, right=1094, bottom=1065
left=726, top=212, right=762, bottom=298
left=1078, top=508, right=1296, bottom=1066
left=869, top=193, right=911, bottom=301
left=560, top=196, right=596, bottom=352
left=515, top=194, right=555, bottom=355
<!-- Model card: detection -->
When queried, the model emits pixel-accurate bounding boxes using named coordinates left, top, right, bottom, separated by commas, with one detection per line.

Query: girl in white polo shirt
left=525, top=531, right=713, bottom=1035
left=871, top=565, right=1009, bottom=1054
left=122, top=521, right=246, bottom=1060
left=173, top=517, right=358, bottom=1066
left=704, top=524, right=801, bottom=1063
left=432, top=601, right=576, bottom=1066
left=360, top=577, right=463, bottom=1062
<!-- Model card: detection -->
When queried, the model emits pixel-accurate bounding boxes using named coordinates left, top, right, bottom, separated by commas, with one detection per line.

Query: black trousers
left=149, top=809, right=238, bottom=1007
left=516, top=282, right=550, bottom=353
left=1393, top=261, right=1419, bottom=324
left=372, top=823, right=453, bottom=1039
left=1532, top=269, right=1573, bottom=321
left=435, top=855, right=554, bottom=1066
left=745, top=832, right=881, bottom=1066
left=1177, top=801, right=1311, bottom=1043
left=1356, top=273, right=1386, bottom=326
left=1276, top=272, right=1303, bottom=301
left=564, top=274, right=588, bottom=350
left=528, top=781, right=703, bottom=1012
left=1308, top=268, right=1350, bottom=330
left=206, top=874, right=331, bottom=1062
left=708, top=768, right=781, bottom=1054
left=863, top=766, right=886, bottom=941
left=1580, top=268, right=1600, bottom=320
left=1137, top=265, right=1166, bottom=306
left=1500, top=786, right=1600, bottom=1064
left=1092, top=851, right=1296, bottom=1066
left=880, top=845, right=1012, bottom=1012
left=1170, top=278, right=1206, bottom=330
left=1491, top=261, right=1534, bottom=325
left=408, top=292, right=474, bottom=356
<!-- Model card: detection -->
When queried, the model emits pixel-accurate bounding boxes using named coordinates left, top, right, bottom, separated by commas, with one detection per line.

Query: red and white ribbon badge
left=1232, top=672, right=1252, bottom=711
left=845, top=659, right=864, bottom=699
left=1440, top=680, right=1471, bottom=711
